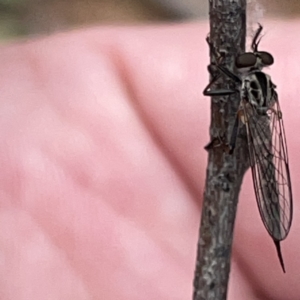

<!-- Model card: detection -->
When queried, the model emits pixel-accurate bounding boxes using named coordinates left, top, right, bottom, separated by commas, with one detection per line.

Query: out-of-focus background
left=1, top=0, right=300, bottom=39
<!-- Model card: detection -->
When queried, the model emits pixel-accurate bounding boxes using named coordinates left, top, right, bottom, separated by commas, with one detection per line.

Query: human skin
left=0, top=20, right=299, bottom=299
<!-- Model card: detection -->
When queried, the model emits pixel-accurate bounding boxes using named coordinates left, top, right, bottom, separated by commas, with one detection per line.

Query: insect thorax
left=241, top=71, right=275, bottom=111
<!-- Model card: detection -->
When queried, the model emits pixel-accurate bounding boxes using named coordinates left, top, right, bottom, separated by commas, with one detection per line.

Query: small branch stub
left=193, top=1, right=247, bottom=300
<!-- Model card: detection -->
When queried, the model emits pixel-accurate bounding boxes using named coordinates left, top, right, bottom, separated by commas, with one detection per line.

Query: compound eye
left=235, top=53, right=256, bottom=68
left=258, top=51, right=274, bottom=66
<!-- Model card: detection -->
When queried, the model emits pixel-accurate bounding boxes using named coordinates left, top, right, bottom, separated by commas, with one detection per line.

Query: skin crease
left=0, top=20, right=300, bottom=299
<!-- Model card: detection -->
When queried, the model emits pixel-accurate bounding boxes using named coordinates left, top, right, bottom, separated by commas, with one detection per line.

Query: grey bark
left=193, top=1, right=248, bottom=299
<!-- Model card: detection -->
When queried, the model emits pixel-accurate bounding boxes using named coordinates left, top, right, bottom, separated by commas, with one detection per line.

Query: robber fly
left=203, top=24, right=293, bottom=272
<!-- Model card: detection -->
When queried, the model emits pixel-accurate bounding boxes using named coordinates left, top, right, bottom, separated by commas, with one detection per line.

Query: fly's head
left=235, top=24, right=274, bottom=73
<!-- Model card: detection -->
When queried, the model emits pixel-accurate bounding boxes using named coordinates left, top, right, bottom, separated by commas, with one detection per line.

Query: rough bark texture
left=193, top=1, right=248, bottom=299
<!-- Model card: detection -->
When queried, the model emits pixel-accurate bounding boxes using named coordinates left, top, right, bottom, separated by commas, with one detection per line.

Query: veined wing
left=241, top=98, right=293, bottom=242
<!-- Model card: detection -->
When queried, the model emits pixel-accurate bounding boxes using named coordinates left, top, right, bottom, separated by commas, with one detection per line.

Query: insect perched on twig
left=203, top=24, right=293, bottom=273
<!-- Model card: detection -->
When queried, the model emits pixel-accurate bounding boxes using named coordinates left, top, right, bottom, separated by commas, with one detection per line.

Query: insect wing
left=242, top=98, right=293, bottom=241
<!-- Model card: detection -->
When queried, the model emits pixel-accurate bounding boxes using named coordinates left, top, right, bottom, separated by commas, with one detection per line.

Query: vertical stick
left=193, top=1, right=247, bottom=299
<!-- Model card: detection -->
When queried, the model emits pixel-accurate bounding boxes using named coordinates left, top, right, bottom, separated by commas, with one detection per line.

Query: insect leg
left=204, top=132, right=230, bottom=152
left=217, top=64, right=241, bottom=84
left=203, top=58, right=240, bottom=96
left=205, top=35, right=224, bottom=63
left=204, top=37, right=241, bottom=96
left=228, top=114, right=240, bottom=154
left=203, top=72, right=237, bottom=96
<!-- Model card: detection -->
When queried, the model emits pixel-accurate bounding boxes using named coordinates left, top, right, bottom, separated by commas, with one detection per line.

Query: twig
left=193, top=1, right=247, bottom=299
